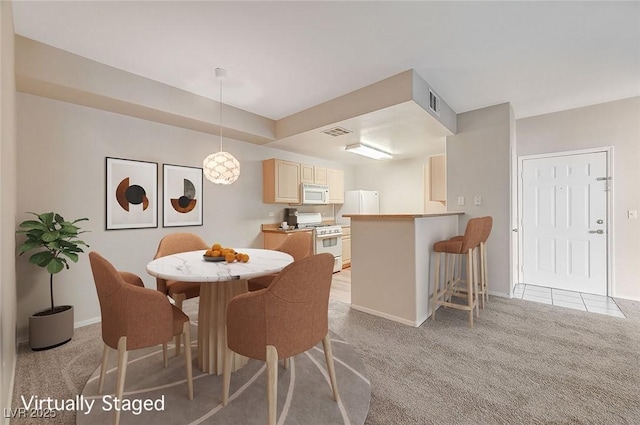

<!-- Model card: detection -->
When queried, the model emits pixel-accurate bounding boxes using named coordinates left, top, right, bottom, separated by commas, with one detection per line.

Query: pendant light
left=203, top=68, right=240, bottom=185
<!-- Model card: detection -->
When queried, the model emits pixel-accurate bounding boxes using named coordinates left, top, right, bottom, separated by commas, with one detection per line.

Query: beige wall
left=516, top=97, right=640, bottom=300
left=1, top=0, right=17, bottom=419
left=447, top=103, right=514, bottom=296
left=15, top=93, right=352, bottom=340
left=349, top=137, right=445, bottom=215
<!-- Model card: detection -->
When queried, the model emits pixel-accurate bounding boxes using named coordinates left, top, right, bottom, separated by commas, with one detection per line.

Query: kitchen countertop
left=261, top=223, right=334, bottom=234
left=343, top=212, right=465, bottom=220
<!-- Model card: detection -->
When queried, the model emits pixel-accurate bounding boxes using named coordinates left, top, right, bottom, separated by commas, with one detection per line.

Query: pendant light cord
left=219, top=77, right=224, bottom=152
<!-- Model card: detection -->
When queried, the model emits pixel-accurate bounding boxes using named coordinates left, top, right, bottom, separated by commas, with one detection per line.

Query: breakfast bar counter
left=344, top=212, right=464, bottom=326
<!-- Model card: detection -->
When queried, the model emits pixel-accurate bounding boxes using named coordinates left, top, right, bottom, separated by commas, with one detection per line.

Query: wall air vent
left=429, top=89, right=440, bottom=116
left=321, top=126, right=352, bottom=137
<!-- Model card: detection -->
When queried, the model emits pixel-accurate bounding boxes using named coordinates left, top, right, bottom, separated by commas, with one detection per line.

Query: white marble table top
left=146, top=249, right=293, bottom=282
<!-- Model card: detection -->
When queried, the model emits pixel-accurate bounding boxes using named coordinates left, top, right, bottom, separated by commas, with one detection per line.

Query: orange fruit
left=212, top=250, right=221, bottom=257
left=235, top=253, right=242, bottom=261
left=205, top=249, right=213, bottom=257
left=212, top=243, right=222, bottom=251
left=241, top=254, right=249, bottom=263
left=225, top=253, right=235, bottom=263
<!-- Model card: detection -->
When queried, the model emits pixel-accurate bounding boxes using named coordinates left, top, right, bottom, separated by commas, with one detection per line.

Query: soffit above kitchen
left=269, top=70, right=454, bottom=165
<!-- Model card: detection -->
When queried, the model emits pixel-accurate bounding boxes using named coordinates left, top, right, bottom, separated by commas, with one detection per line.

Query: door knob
left=596, top=219, right=604, bottom=224
left=588, top=229, right=604, bottom=234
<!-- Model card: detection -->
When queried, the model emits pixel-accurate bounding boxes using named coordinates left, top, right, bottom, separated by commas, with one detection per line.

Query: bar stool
left=431, top=217, right=485, bottom=328
left=448, top=216, right=493, bottom=309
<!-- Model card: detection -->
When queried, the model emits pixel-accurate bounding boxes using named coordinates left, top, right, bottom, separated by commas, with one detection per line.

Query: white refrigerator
left=339, top=190, right=379, bottom=224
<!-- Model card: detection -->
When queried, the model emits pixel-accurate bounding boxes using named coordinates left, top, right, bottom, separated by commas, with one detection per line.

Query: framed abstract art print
left=162, top=164, right=203, bottom=227
left=106, top=157, right=158, bottom=230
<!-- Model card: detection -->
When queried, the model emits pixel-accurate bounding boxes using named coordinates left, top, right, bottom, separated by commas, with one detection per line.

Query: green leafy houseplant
left=17, top=212, right=89, bottom=315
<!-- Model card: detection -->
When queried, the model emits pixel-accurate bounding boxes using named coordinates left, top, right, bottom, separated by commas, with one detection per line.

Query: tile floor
left=512, top=284, right=625, bottom=318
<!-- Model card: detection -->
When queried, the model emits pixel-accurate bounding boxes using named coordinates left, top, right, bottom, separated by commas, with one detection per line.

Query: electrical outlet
left=628, top=210, right=637, bottom=219
left=457, top=197, right=465, bottom=206
left=268, top=212, right=275, bottom=217
left=474, top=195, right=482, bottom=206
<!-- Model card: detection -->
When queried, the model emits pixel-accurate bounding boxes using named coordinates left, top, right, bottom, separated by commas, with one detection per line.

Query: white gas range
left=296, top=213, right=343, bottom=273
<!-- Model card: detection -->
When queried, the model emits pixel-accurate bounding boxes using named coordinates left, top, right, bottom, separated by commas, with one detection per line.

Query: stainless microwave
left=301, top=183, right=330, bottom=205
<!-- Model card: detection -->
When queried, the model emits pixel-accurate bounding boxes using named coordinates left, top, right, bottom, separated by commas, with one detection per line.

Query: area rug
left=76, top=328, right=370, bottom=425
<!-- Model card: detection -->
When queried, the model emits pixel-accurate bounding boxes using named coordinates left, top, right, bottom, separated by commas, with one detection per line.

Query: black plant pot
left=29, top=305, right=74, bottom=351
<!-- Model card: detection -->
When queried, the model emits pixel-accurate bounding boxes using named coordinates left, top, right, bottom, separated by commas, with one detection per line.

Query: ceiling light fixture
left=203, top=68, right=240, bottom=185
left=345, top=143, right=392, bottom=160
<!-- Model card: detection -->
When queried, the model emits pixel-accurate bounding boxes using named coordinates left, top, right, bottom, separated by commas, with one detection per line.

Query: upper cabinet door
left=327, top=168, right=344, bottom=204
left=263, top=159, right=300, bottom=203
left=314, top=167, right=328, bottom=185
left=300, top=164, right=315, bottom=184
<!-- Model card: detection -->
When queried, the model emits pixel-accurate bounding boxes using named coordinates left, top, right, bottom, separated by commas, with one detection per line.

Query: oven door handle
left=315, top=233, right=343, bottom=239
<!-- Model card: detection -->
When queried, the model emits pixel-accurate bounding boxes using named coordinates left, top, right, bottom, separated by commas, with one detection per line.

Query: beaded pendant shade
left=203, top=68, right=240, bottom=185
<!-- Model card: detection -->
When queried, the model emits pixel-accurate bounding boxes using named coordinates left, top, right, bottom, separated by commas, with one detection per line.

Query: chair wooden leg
left=98, top=344, right=109, bottom=395
left=162, top=343, right=168, bottom=368
left=431, top=252, right=441, bottom=320
left=114, top=336, right=128, bottom=425
left=266, top=345, right=278, bottom=425
left=474, top=247, right=480, bottom=318
left=173, top=294, right=186, bottom=356
left=466, top=250, right=474, bottom=329
left=183, top=321, right=194, bottom=400
left=482, top=242, right=489, bottom=304
left=222, top=330, right=232, bottom=406
left=282, top=357, right=290, bottom=370
left=322, top=335, right=340, bottom=402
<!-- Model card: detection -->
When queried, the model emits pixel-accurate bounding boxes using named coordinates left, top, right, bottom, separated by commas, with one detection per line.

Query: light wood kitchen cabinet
left=314, top=167, right=328, bottom=185
left=301, top=164, right=328, bottom=185
left=300, top=164, right=314, bottom=184
left=263, top=159, right=300, bottom=204
left=327, top=168, right=344, bottom=204
left=430, top=155, right=446, bottom=202
left=342, top=226, right=351, bottom=268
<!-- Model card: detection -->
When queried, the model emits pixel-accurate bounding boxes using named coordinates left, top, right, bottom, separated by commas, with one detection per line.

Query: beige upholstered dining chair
left=153, top=232, right=208, bottom=354
left=247, top=232, right=312, bottom=291
left=89, top=252, right=193, bottom=425
left=222, top=253, right=339, bottom=425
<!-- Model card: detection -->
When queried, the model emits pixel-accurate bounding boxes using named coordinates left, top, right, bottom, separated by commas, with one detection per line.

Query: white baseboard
left=75, top=316, right=101, bottom=329
left=350, top=304, right=422, bottom=327
left=488, top=290, right=510, bottom=298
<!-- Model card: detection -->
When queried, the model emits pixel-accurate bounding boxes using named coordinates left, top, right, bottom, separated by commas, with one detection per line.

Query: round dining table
left=146, top=248, right=293, bottom=375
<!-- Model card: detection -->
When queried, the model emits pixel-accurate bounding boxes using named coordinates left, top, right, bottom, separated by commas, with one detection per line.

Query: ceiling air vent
left=429, top=89, right=440, bottom=116
left=321, top=126, right=352, bottom=137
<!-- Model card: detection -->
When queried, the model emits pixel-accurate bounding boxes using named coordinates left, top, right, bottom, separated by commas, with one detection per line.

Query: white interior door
left=521, top=151, right=608, bottom=295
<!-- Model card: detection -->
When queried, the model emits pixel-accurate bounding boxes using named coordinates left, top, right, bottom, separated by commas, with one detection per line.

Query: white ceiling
left=11, top=1, right=640, bottom=163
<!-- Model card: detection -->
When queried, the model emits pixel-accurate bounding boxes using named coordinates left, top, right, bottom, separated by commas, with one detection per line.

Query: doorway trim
left=515, top=146, right=614, bottom=297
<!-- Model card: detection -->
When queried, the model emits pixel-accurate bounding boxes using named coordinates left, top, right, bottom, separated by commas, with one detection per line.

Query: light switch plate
left=474, top=195, right=482, bottom=206
left=457, top=197, right=465, bottom=206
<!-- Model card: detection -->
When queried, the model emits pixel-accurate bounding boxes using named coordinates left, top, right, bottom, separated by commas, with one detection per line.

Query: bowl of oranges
left=203, top=243, right=250, bottom=263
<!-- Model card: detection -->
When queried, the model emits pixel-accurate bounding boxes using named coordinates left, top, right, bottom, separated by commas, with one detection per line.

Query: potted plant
left=17, top=212, right=89, bottom=350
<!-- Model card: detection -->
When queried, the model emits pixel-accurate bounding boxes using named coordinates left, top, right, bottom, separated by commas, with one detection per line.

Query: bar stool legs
left=431, top=216, right=490, bottom=328
left=431, top=248, right=477, bottom=328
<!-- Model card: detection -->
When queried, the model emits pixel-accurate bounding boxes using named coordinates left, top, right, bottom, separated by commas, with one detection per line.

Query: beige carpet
left=11, top=296, right=640, bottom=425
left=75, top=328, right=370, bottom=425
